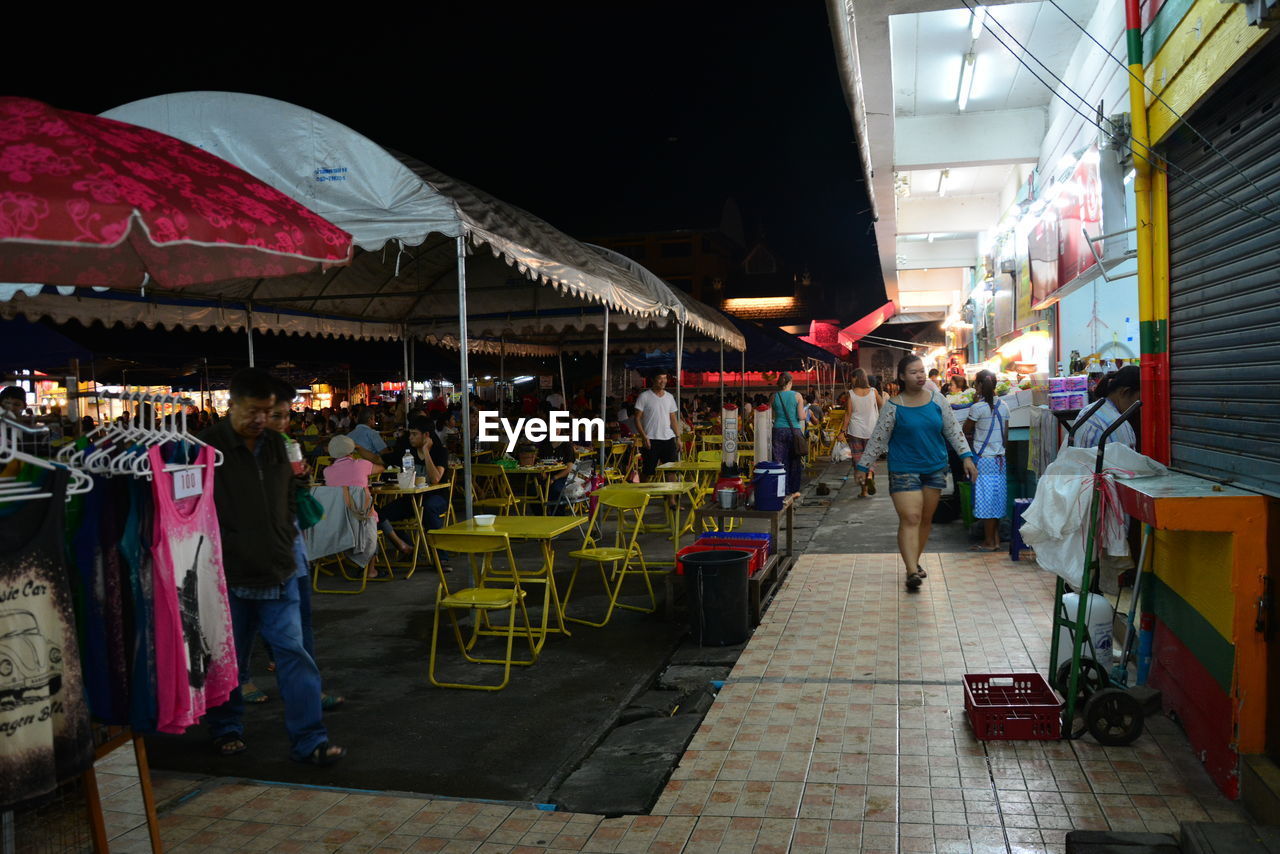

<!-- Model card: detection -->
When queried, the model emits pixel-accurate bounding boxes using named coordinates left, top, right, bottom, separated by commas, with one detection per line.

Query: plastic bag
left=831, top=440, right=852, bottom=463
left=297, top=487, right=325, bottom=530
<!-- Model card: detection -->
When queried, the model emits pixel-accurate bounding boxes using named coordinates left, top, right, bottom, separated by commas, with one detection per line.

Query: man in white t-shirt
left=633, top=373, right=680, bottom=477
left=546, top=390, right=565, bottom=410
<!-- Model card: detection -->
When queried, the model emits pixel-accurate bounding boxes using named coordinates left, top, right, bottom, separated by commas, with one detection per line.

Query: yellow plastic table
left=510, top=463, right=569, bottom=508
left=436, top=515, right=587, bottom=652
left=597, top=481, right=697, bottom=568
left=372, top=482, right=451, bottom=579
left=656, top=460, right=721, bottom=535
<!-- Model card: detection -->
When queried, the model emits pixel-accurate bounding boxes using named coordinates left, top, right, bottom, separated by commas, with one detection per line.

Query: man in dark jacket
left=203, top=368, right=345, bottom=765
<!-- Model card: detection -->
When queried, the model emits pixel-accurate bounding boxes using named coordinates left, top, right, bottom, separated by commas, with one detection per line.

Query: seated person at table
left=537, top=433, right=579, bottom=514
left=302, top=413, right=326, bottom=456
left=323, top=435, right=384, bottom=578
left=378, top=416, right=450, bottom=553
left=347, top=408, right=386, bottom=463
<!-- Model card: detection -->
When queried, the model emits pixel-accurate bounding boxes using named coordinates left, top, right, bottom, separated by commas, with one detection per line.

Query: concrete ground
left=89, top=548, right=1249, bottom=853
left=62, top=456, right=1255, bottom=852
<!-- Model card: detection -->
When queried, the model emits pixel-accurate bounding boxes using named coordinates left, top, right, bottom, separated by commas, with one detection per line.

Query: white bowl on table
left=473, top=514, right=497, bottom=527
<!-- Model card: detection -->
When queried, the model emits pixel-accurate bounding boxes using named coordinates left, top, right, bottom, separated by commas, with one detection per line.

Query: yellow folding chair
left=562, top=489, right=656, bottom=627
left=310, top=455, right=334, bottom=485
left=604, top=443, right=629, bottom=483
left=470, top=463, right=526, bottom=515
left=312, top=486, right=377, bottom=594
left=426, top=532, right=537, bottom=691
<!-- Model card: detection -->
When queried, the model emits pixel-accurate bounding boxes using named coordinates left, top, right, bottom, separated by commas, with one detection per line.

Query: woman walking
left=842, top=368, right=880, bottom=498
left=856, top=355, right=977, bottom=591
left=963, top=370, right=1010, bottom=551
left=770, top=372, right=807, bottom=502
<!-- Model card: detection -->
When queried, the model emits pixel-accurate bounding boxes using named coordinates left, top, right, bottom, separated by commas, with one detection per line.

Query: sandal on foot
left=266, top=661, right=276, bottom=673
left=294, top=742, right=346, bottom=766
left=321, top=693, right=345, bottom=711
left=213, top=734, right=247, bottom=757
left=242, top=683, right=269, bottom=704
left=915, top=566, right=927, bottom=579
left=905, top=573, right=923, bottom=592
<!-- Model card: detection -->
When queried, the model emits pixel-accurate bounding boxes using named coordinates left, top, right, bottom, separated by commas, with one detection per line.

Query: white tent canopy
left=100, top=92, right=738, bottom=347
left=587, top=244, right=745, bottom=351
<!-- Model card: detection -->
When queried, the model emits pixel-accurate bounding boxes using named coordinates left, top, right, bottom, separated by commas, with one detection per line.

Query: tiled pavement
left=96, top=551, right=1247, bottom=853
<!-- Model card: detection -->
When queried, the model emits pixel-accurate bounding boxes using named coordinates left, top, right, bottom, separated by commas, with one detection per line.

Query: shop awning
left=839, top=300, right=897, bottom=345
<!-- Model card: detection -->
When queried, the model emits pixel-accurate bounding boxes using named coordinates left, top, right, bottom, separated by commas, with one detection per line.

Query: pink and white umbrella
left=0, top=97, right=352, bottom=288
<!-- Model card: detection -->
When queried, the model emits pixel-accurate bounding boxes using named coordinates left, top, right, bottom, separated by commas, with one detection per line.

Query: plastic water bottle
left=402, top=449, right=414, bottom=473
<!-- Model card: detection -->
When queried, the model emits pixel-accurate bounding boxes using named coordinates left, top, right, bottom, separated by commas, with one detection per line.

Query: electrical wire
left=961, top=0, right=1280, bottom=228
left=1045, top=0, right=1280, bottom=211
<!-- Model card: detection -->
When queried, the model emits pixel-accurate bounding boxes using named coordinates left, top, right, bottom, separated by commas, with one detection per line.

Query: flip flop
left=213, top=734, right=247, bottom=757
left=242, top=683, right=269, bottom=704
left=915, top=566, right=927, bottom=578
left=905, top=573, right=923, bottom=592
left=969, top=544, right=1001, bottom=552
left=321, top=693, right=345, bottom=711
left=294, top=742, right=346, bottom=766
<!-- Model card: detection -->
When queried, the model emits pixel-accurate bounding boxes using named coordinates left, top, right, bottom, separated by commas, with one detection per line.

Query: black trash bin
left=682, top=549, right=751, bottom=646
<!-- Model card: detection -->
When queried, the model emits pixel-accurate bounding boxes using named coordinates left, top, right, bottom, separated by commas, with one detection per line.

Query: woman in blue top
left=856, top=355, right=976, bottom=591
left=770, top=372, right=807, bottom=501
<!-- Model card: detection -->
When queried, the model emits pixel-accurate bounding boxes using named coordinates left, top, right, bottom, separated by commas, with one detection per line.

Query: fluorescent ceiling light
left=970, top=5, right=987, bottom=40
left=957, top=53, right=976, bottom=111
left=938, top=168, right=950, bottom=197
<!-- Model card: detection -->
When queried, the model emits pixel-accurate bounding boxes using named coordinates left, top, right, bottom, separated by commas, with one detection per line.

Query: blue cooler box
left=753, top=461, right=786, bottom=511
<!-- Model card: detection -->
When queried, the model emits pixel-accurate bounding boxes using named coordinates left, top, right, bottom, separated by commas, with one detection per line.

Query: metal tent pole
left=675, top=323, right=684, bottom=430
left=457, top=237, right=474, bottom=533
left=402, top=329, right=411, bottom=430
left=719, top=340, right=725, bottom=415
left=558, top=348, right=567, bottom=409
left=245, top=305, right=256, bottom=368
left=499, top=336, right=506, bottom=408
left=599, top=306, right=610, bottom=475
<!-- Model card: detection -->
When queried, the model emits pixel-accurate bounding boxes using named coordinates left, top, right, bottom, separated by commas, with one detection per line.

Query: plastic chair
left=604, top=443, right=630, bottom=483
left=470, top=463, right=527, bottom=515
left=426, top=532, right=537, bottom=691
left=562, top=489, right=656, bottom=627
left=310, top=455, right=334, bottom=484
left=311, top=486, right=377, bottom=595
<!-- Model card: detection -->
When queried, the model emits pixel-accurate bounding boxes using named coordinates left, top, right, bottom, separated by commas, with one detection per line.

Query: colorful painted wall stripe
left=1150, top=617, right=1239, bottom=797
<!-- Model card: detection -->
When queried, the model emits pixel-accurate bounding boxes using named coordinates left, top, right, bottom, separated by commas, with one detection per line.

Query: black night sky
left=13, top=3, right=883, bottom=328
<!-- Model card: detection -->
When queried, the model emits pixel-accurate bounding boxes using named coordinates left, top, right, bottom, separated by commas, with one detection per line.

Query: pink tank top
left=148, top=445, right=237, bottom=734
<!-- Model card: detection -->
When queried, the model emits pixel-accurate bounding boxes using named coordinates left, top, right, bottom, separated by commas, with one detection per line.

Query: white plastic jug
left=1053, top=591, right=1114, bottom=669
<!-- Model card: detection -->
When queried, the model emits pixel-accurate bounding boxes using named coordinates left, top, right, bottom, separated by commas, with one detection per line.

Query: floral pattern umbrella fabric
left=0, top=98, right=352, bottom=288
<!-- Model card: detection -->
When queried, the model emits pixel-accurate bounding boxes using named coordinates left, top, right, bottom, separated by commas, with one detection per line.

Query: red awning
left=839, top=301, right=897, bottom=347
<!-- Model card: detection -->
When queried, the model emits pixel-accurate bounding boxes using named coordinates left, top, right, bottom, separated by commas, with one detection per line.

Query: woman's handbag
left=793, top=429, right=810, bottom=457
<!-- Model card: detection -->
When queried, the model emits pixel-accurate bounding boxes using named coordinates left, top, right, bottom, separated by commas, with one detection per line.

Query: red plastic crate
left=692, top=536, right=772, bottom=570
left=675, top=544, right=765, bottom=577
left=963, top=673, right=1063, bottom=740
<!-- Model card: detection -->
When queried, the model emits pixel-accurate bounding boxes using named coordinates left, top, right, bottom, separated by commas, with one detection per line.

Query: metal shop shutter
left=1164, top=37, right=1280, bottom=496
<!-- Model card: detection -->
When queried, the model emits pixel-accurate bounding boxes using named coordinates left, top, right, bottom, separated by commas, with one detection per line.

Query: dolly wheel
left=1054, top=658, right=1108, bottom=704
left=1084, top=688, right=1144, bottom=746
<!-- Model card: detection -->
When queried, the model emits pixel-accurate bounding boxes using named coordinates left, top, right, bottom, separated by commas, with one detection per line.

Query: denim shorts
left=888, top=469, right=948, bottom=494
